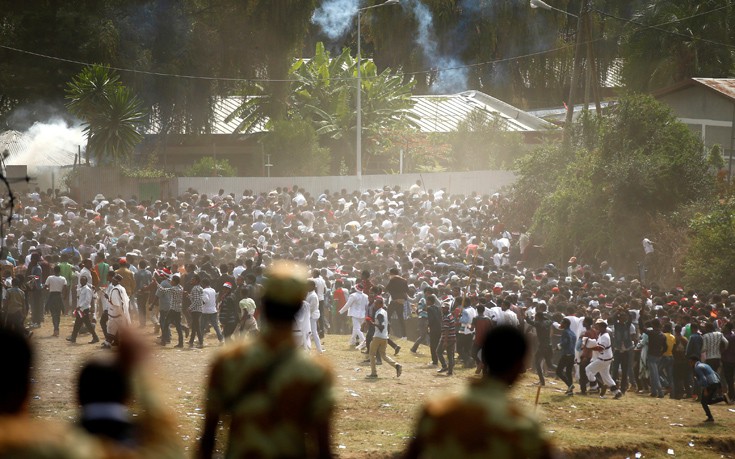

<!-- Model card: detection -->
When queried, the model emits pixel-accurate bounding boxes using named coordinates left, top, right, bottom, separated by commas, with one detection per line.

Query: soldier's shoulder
left=0, top=417, right=102, bottom=459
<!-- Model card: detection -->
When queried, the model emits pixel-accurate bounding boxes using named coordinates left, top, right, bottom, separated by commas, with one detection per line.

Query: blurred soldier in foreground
left=76, top=329, right=184, bottom=459
left=198, top=261, right=334, bottom=459
left=404, top=326, right=553, bottom=459
left=0, top=327, right=99, bottom=458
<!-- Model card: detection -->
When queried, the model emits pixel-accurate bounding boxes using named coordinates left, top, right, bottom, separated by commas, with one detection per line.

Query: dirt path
left=28, top=316, right=735, bottom=458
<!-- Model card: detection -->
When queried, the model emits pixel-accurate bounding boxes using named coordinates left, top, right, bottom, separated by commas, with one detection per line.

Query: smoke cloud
left=312, top=0, right=360, bottom=40
left=310, top=0, right=471, bottom=93
left=4, top=120, right=85, bottom=167
left=406, top=0, right=468, bottom=94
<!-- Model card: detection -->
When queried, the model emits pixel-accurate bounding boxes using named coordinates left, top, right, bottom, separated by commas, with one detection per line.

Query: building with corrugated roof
left=143, top=90, right=556, bottom=174
left=653, top=78, right=735, bottom=160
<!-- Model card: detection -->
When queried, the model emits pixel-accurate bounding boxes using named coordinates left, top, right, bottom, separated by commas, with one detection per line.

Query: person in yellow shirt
left=662, top=322, right=677, bottom=397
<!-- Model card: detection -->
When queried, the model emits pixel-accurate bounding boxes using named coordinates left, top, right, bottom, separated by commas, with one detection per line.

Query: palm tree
left=228, top=42, right=417, bottom=174
left=621, top=0, right=734, bottom=91
left=85, top=85, right=147, bottom=164
left=66, top=65, right=147, bottom=164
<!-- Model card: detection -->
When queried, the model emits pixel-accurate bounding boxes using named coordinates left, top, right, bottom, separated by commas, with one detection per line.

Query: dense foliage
left=3, top=0, right=734, bottom=133
left=66, top=65, right=146, bottom=164
left=511, top=95, right=713, bottom=268
left=184, top=157, right=237, bottom=177
left=683, top=199, right=735, bottom=292
left=228, top=42, right=417, bottom=174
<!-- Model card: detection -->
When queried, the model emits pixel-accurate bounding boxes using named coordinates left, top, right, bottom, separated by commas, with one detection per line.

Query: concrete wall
left=177, top=170, right=517, bottom=197
left=69, top=167, right=178, bottom=202
left=50, top=167, right=516, bottom=202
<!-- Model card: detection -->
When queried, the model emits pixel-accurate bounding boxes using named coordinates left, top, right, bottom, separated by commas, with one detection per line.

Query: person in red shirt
left=472, top=303, right=493, bottom=374
left=332, top=279, right=348, bottom=334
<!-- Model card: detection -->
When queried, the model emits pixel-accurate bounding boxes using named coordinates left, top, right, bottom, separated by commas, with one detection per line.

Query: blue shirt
left=694, top=361, right=720, bottom=387
left=560, top=328, right=576, bottom=355
left=156, top=279, right=172, bottom=311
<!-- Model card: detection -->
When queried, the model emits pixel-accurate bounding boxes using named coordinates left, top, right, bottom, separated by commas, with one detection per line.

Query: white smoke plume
left=4, top=120, right=85, bottom=167
left=407, top=0, right=469, bottom=94
left=312, top=0, right=360, bottom=40
left=311, top=0, right=469, bottom=93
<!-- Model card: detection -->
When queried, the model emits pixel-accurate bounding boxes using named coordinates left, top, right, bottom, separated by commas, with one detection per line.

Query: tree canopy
left=3, top=0, right=735, bottom=133
left=511, top=94, right=712, bottom=267
left=66, top=65, right=147, bottom=164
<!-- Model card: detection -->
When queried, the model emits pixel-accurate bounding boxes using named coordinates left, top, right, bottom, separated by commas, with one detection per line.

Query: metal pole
left=356, top=10, right=362, bottom=188
left=584, top=8, right=602, bottom=116
left=563, top=0, right=588, bottom=145
left=729, top=104, right=735, bottom=183
left=399, top=148, right=404, bottom=174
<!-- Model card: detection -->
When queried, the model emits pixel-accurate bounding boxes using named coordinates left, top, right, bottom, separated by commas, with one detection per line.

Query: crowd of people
left=0, top=181, right=734, bottom=457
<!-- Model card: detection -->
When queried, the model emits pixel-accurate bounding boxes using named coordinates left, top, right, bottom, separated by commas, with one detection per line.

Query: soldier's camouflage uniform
left=408, top=378, right=552, bottom=459
left=206, top=334, right=334, bottom=459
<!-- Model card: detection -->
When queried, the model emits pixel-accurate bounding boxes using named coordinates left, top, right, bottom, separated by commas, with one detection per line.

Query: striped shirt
left=702, top=331, right=728, bottom=360
left=441, top=312, right=457, bottom=344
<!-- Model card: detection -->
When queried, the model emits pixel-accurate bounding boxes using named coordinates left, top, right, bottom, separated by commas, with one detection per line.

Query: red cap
left=223, top=282, right=233, bottom=289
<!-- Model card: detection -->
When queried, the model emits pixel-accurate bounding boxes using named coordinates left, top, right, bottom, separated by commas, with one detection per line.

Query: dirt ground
left=29, top=316, right=735, bottom=458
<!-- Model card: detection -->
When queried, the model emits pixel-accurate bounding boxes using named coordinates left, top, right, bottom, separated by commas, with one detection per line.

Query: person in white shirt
left=339, top=284, right=368, bottom=349
left=366, top=297, right=402, bottom=378
left=78, top=259, right=96, bottom=319
left=232, top=260, right=246, bottom=279
left=102, top=274, right=131, bottom=348
left=489, top=299, right=519, bottom=327
left=306, top=281, right=323, bottom=353
left=200, top=278, right=223, bottom=344
left=584, top=319, right=623, bottom=399
left=311, top=269, right=328, bottom=337
left=66, top=276, right=99, bottom=344
left=44, top=266, right=67, bottom=337
left=294, top=298, right=311, bottom=348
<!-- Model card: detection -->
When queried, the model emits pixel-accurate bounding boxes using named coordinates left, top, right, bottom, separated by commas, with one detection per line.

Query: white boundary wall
left=177, top=170, right=516, bottom=197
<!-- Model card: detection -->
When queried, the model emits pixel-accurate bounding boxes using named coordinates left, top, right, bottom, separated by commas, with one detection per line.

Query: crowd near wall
left=65, top=167, right=516, bottom=202
left=177, top=170, right=517, bottom=197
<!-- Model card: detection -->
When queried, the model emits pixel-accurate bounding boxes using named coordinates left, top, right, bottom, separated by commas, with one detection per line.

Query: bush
left=683, top=199, right=735, bottom=292
left=261, top=119, right=329, bottom=176
left=184, top=157, right=236, bottom=177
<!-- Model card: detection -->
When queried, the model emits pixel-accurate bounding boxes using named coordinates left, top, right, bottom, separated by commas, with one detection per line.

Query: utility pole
left=583, top=7, right=602, bottom=116
left=563, top=0, right=590, bottom=145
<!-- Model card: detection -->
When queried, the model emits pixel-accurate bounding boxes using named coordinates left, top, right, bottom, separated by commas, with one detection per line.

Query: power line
left=595, top=3, right=735, bottom=50
left=1, top=1, right=734, bottom=83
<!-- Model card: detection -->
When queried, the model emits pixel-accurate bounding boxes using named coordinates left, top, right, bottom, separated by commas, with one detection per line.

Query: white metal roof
left=147, top=90, right=555, bottom=135
left=411, top=91, right=555, bottom=133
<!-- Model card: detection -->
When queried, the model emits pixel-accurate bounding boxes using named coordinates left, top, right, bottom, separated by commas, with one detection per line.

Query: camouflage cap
left=263, top=260, right=309, bottom=305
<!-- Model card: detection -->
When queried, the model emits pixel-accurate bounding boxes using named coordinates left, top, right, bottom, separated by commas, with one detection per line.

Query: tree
left=512, top=95, right=712, bottom=268
left=184, top=157, right=236, bottom=177
left=295, top=46, right=418, bottom=174
left=450, top=108, right=524, bottom=170
left=621, top=0, right=735, bottom=91
left=228, top=42, right=417, bottom=175
left=66, top=65, right=146, bottom=164
left=683, top=199, right=735, bottom=292
left=261, top=119, right=329, bottom=176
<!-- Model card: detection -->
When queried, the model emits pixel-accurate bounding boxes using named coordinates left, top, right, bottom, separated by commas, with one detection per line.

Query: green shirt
left=96, top=262, right=110, bottom=287
left=58, top=262, right=73, bottom=285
